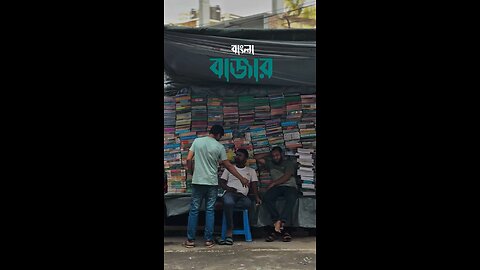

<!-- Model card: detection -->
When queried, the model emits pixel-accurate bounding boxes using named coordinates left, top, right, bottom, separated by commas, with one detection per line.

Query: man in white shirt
left=217, top=149, right=262, bottom=245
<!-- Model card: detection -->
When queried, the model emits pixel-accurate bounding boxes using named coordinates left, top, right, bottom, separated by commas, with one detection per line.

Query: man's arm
left=219, top=178, right=236, bottom=192
left=253, top=153, right=269, bottom=166
left=220, top=160, right=249, bottom=187
left=186, top=150, right=194, bottom=175
left=267, top=166, right=294, bottom=189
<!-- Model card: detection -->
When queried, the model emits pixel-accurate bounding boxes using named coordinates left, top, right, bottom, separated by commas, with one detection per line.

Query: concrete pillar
left=199, top=0, right=210, bottom=27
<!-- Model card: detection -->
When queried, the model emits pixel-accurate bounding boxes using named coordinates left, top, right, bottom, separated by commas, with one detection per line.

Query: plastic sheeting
left=164, top=26, right=316, bottom=87
left=164, top=194, right=316, bottom=228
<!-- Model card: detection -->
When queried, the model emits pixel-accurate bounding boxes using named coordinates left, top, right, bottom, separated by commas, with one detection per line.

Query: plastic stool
left=221, top=208, right=252, bottom=242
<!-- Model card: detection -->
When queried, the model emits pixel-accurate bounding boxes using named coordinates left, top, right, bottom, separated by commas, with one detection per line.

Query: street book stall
left=163, top=26, right=316, bottom=229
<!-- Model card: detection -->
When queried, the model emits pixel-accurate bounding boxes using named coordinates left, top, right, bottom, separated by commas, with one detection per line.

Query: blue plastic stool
left=221, top=208, right=252, bottom=242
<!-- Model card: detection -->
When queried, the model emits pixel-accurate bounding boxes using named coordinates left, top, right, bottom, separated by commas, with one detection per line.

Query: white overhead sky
left=164, top=0, right=315, bottom=24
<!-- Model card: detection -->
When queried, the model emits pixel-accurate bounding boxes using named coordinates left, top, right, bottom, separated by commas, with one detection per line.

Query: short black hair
left=236, top=148, right=249, bottom=158
left=209, top=125, right=225, bottom=136
left=271, top=146, right=283, bottom=154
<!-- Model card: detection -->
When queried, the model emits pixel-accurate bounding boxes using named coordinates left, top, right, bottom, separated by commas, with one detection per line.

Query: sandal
left=183, top=240, right=195, bottom=248
left=205, top=240, right=215, bottom=248
left=215, top=236, right=234, bottom=245
left=282, top=232, right=292, bottom=242
left=224, top=237, right=234, bottom=245
left=265, top=232, right=278, bottom=242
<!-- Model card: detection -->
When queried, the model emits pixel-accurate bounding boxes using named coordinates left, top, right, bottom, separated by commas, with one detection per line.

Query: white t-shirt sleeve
left=250, top=169, right=259, bottom=182
left=220, top=169, right=229, bottom=181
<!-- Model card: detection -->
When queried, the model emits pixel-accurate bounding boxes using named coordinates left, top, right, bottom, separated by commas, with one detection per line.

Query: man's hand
left=239, top=176, right=249, bottom=188
left=267, top=182, right=276, bottom=190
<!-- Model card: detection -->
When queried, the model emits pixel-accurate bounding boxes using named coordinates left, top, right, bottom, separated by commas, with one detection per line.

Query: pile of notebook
left=296, top=148, right=316, bottom=196
left=254, top=97, right=271, bottom=125
left=285, top=94, right=303, bottom=121
left=250, top=125, right=270, bottom=155
left=223, top=97, right=239, bottom=130
left=282, top=121, right=302, bottom=151
left=175, top=93, right=191, bottom=135
left=164, top=96, right=176, bottom=127
left=207, top=97, right=223, bottom=131
left=265, top=119, right=285, bottom=150
left=191, top=96, right=208, bottom=132
left=179, top=131, right=197, bottom=167
left=238, top=96, right=255, bottom=129
left=165, top=169, right=187, bottom=194
left=269, top=94, right=286, bottom=120
left=298, top=121, right=316, bottom=148
left=301, top=94, right=316, bottom=124
left=164, top=96, right=177, bottom=149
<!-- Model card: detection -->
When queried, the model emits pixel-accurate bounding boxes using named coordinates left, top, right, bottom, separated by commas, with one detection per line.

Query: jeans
left=263, top=186, right=297, bottom=225
left=223, top=192, right=252, bottom=230
left=187, top=184, right=218, bottom=241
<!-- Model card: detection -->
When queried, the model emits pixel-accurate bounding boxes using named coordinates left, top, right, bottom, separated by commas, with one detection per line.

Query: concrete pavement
left=164, top=236, right=316, bottom=270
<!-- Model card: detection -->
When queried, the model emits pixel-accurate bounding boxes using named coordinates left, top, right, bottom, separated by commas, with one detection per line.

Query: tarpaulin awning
left=164, top=26, right=316, bottom=87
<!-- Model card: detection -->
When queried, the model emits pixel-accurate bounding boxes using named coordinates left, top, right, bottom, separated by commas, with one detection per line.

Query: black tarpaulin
left=164, top=26, right=316, bottom=87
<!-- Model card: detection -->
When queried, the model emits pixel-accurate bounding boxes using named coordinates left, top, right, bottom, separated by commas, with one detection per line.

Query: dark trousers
left=263, top=186, right=297, bottom=226
left=222, top=191, right=252, bottom=230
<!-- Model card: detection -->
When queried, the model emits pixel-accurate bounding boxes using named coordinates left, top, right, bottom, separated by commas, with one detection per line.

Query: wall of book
left=164, top=90, right=316, bottom=197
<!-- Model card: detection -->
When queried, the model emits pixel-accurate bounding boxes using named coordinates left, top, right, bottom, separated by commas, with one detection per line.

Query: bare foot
left=274, top=220, right=282, bottom=233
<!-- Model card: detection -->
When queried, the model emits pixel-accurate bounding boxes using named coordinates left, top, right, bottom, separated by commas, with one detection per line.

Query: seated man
left=255, top=146, right=298, bottom=242
left=217, top=149, right=261, bottom=245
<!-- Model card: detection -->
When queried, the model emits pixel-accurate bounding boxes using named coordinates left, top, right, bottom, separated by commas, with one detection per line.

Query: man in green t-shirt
left=183, top=125, right=249, bottom=248
left=255, top=146, right=298, bottom=242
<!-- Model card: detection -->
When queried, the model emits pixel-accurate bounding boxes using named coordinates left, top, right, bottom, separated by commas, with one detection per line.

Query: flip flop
left=183, top=240, right=195, bottom=248
left=205, top=240, right=215, bottom=248
left=224, top=237, right=234, bottom=245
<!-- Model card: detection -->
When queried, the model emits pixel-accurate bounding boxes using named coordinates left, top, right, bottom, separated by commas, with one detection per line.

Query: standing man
left=183, top=125, right=249, bottom=248
left=217, top=149, right=262, bottom=245
left=254, top=146, right=298, bottom=242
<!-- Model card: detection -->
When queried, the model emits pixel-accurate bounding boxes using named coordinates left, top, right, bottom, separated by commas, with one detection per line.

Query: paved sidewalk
left=164, top=236, right=316, bottom=270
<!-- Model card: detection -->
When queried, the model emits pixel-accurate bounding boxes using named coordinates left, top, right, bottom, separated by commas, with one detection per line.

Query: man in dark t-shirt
left=254, top=146, right=297, bottom=242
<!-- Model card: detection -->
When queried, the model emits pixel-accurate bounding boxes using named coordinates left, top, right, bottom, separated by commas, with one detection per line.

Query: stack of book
left=164, top=95, right=181, bottom=193
left=191, top=96, right=208, bottom=132
left=196, top=131, right=209, bottom=138
left=164, top=96, right=176, bottom=127
left=238, top=96, right=255, bottom=129
left=285, top=94, right=303, bottom=121
left=265, top=119, right=285, bottom=150
left=223, top=97, right=239, bottom=130
left=299, top=121, right=316, bottom=149
left=269, top=94, right=286, bottom=120
left=254, top=97, right=271, bottom=125
left=301, top=94, right=316, bottom=125
left=282, top=121, right=302, bottom=151
left=179, top=131, right=197, bottom=167
left=207, top=97, right=223, bottom=131
left=296, top=148, right=316, bottom=196
left=165, top=169, right=187, bottom=194
left=175, top=93, right=191, bottom=135
left=164, top=141, right=181, bottom=171
left=250, top=125, right=270, bottom=155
